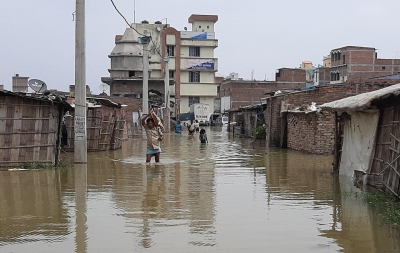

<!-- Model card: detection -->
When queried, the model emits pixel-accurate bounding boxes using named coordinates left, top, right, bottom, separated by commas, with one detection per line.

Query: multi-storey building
left=326, top=46, right=400, bottom=84
left=103, top=14, right=219, bottom=116
left=101, top=27, right=166, bottom=104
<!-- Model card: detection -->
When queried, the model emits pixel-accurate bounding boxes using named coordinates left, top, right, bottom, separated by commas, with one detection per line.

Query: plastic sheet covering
left=339, top=110, right=379, bottom=182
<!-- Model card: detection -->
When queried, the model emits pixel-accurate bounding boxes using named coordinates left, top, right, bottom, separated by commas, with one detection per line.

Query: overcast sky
left=1, top=0, right=400, bottom=94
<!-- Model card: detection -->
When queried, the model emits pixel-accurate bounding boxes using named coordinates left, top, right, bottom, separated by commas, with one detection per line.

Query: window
left=330, top=72, right=340, bottom=81
left=189, top=47, right=200, bottom=57
left=342, top=55, right=345, bottom=64
left=128, top=71, right=135, bottom=77
left=169, top=70, right=175, bottom=78
left=189, top=96, right=200, bottom=107
left=167, top=45, right=175, bottom=57
left=382, top=66, right=386, bottom=70
left=189, top=71, right=200, bottom=82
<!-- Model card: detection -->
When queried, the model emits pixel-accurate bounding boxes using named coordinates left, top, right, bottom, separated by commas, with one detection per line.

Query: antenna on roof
left=133, top=0, right=136, bottom=23
left=28, top=79, right=47, bottom=93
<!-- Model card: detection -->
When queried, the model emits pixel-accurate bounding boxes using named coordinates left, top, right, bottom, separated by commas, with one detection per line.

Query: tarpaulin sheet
left=339, top=110, right=379, bottom=182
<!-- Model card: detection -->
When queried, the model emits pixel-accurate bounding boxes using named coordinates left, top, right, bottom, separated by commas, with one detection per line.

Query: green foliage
left=24, top=163, right=53, bottom=170
left=363, top=191, right=400, bottom=225
left=252, top=124, right=267, bottom=135
left=23, top=161, right=69, bottom=170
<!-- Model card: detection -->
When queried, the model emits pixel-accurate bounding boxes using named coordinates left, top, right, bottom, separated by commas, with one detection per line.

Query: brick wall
left=316, top=67, right=331, bottom=86
left=287, top=111, right=335, bottom=155
left=107, top=96, right=142, bottom=124
left=330, top=46, right=400, bottom=82
left=220, top=80, right=305, bottom=110
left=220, top=81, right=277, bottom=109
left=266, top=83, right=389, bottom=149
left=275, top=68, right=306, bottom=82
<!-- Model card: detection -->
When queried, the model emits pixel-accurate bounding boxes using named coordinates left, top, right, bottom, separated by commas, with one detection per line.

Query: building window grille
left=189, top=71, right=201, bottom=82
left=189, top=47, right=200, bottom=57
left=189, top=96, right=200, bottom=107
left=330, top=72, right=340, bottom=81
left=169, top=70, right=175, bottom=78
left=167, top=46, right=175, bottom=57
left=129, top=71, right=135, bottom=77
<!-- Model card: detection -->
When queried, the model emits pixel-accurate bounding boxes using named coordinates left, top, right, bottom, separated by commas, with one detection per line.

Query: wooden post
left=333, top=111, right=340, bottom=173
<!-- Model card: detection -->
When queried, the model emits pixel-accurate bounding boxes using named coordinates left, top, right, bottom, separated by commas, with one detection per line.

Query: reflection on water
left=0, top=126, right=399, bottom=253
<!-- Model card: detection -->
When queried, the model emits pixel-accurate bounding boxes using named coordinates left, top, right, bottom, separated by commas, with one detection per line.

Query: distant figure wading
left=188, top=120, right=195, bottom=135
left=199, top=128, right=208, bottom=144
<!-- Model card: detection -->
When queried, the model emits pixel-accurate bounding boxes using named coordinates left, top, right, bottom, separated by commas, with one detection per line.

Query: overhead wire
left=110, top=0, right=198, bottom=79
left=110, top=0, right=163, bottom=58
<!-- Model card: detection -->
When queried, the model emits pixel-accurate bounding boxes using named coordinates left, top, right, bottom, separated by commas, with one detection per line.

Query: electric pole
left=164, top=57, right=170, bottom=110
left=74, top=0, right=87, bottom=163
left=141, top=37, right=150, bottom=114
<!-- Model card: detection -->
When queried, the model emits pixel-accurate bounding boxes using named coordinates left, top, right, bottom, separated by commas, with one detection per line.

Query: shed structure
left=0, top=91, right=72, bottom=167
left=227, top=104, right=267, bottom=140
left=321, top=83, right=400, bottom=198
left=64, top=97, right=127, bottom=151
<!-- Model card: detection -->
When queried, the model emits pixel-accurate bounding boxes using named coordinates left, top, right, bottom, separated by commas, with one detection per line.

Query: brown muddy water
left=0, top=127, right=399, bottom=253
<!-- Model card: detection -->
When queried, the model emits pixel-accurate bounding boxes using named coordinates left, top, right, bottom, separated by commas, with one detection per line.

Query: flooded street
left=1, top=127, right=400, bottom=253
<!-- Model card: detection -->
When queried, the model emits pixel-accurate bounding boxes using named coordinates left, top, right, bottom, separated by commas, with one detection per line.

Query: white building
left=129, top=14, right=219, bottom=116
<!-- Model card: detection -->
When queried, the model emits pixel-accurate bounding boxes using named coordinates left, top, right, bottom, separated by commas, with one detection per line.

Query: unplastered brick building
left=219, top=68, right=306, bottom=112
left=325, top=46, right=400, bottom=84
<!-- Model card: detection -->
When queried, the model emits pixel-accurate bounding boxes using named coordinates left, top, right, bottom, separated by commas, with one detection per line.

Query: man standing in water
left=188, top=120, right=195, bottom=135
left=141, top=110, right=164, bottom=163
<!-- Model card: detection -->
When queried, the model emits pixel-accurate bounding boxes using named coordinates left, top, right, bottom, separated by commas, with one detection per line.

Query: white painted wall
left=166, top=34, right=176, bottom=45
left=180, top=46, right=214, bottom=58
left=180, top=83, right=217, bottom=96
left=191, top=21, right=215, bottom=32
left=180, top=96, right=215, bottom=114
left=180, top=71, right=215, bottom=83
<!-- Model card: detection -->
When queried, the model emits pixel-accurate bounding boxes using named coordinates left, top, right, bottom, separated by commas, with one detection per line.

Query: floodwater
left=0, top=127, right=400, bottom=253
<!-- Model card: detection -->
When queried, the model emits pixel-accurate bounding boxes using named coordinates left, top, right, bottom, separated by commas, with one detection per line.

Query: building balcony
left=180, top=39, right=218, bottom=48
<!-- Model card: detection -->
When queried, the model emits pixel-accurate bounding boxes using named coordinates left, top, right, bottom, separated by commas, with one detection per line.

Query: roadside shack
left=64, top=97, right=127, bottom=151
left=321, top=83, right=400, bottom=198
left=0, top=90, right=72, bottom=167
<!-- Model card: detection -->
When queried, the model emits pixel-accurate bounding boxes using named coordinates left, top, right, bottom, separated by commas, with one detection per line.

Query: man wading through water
left=141, top=110, right=164, bottom=163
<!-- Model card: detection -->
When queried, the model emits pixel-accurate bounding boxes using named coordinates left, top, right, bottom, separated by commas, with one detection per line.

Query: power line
left=110, top=0, right=163, bottom=57
left=110, top=0, right=144, bottom=36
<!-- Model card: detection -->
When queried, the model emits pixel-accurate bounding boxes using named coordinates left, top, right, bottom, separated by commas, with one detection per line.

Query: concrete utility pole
left=164, top=57, right=170, bottom=110
left=142, top=38, right=149, bottom=114
left=74, top=0, right=87, bottom=163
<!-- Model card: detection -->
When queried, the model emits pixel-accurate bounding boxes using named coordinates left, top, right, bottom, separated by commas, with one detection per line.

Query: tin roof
left=321, top=83, right=400, bottom=111
left=0, top=90, right=73, bottom=110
